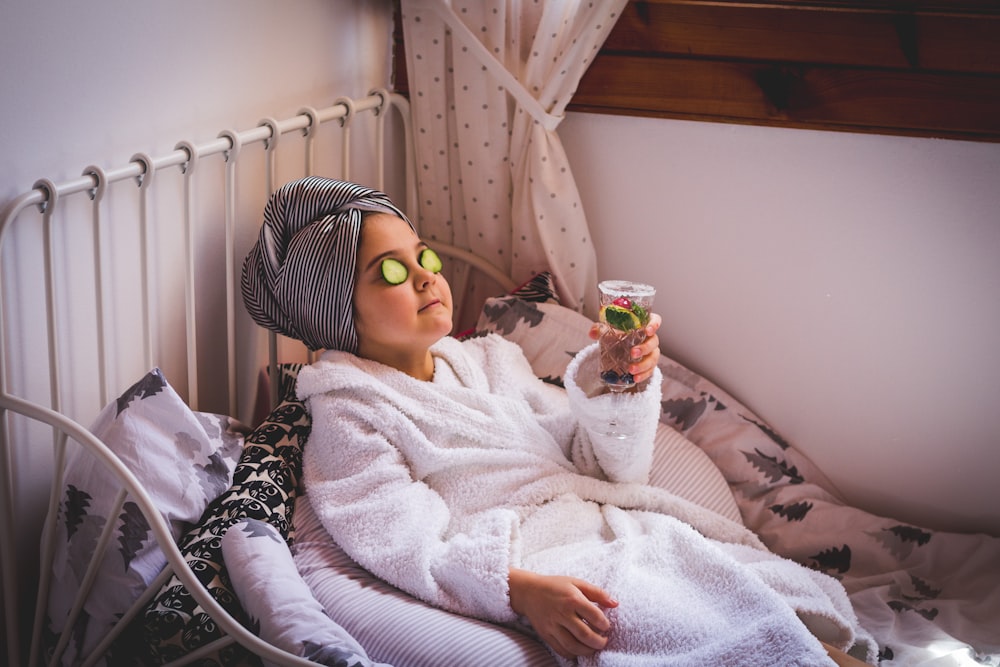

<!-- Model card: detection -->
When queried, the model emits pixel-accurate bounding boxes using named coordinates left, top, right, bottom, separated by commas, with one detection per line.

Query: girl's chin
left=413, top=315, right=452, bottom=339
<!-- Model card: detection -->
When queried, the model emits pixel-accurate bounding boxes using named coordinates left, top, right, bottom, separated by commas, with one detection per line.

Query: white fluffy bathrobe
left=299, top=334, right=874, bottom=666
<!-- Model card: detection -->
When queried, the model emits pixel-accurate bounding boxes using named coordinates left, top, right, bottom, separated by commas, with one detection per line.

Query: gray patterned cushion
left=44, top=368, right=246, bottom=666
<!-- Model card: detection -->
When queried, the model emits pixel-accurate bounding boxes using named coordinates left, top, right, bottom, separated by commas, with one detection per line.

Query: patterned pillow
left=455, top=271, right=559, bottom=339
left=471, top=271, right=600, bottom=387
left=507, top=271, right=559, bottom=304
left=43, top=368, right=245, bottom=666
left=112, top=364, right=309, bottom=666
left=475, top=296, right=593, bottom=387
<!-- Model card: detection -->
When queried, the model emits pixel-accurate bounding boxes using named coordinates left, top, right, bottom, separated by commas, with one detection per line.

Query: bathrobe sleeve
left=562, top=343, right=662, bottom=484
left=302, top=390, right=521, bottom=624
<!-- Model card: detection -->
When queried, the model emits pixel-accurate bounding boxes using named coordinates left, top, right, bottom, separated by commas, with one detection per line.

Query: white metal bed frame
left=0, top=89, right=515, bottom=667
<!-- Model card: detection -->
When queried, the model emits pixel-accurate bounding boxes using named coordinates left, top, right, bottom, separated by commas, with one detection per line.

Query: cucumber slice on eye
left=419, top=248, right=443, bottom=273
left=380, top=258, right=408, bottom=284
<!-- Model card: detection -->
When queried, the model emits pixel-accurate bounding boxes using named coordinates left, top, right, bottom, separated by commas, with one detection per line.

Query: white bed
left=2, top=89, right=997, bottom=667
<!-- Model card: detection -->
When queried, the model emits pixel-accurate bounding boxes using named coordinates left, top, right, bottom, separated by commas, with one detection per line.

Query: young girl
left=242, top=177, right=874, bottom=667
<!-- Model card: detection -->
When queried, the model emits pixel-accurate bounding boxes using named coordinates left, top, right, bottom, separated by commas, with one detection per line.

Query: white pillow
left=45, top=368, right=245, bottom=664
left=222, top=518, right=391, bottom=667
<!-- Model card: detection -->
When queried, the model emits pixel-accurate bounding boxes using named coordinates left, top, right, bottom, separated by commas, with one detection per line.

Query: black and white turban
left=241, top=176, right=411, bottom=353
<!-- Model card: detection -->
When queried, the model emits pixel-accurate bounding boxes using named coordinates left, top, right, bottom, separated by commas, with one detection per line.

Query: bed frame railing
left=0, top=85, right=516, bottom=667
left=0, top=90, right=423, bottom=667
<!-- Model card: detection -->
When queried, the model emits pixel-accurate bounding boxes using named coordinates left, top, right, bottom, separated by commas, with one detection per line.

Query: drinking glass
left=597, top=280, right=656, bottom=437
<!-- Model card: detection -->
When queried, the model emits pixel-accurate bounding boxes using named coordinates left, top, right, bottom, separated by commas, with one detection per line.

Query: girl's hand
left=509, top=568, right=617, bottom=659
left=589, top=312, right=662, bottom=385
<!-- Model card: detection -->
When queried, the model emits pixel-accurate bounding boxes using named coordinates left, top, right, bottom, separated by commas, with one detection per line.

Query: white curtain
left=400, top=0, right=628, bottom=322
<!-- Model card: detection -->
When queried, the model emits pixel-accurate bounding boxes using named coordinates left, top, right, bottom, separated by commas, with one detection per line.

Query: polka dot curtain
left=400, top=0, right=627, bottom=321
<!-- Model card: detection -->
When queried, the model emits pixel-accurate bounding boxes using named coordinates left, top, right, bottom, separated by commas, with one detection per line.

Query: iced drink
left=598, top=280, right=655, bottom=392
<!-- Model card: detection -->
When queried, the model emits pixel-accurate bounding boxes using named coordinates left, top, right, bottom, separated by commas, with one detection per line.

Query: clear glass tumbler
left=598, top=280, right=656, bottom=392
left=597, top=280, right=656, bottom=438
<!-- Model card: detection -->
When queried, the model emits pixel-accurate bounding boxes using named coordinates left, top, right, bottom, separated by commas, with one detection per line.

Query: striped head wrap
left=241, top=176, right=411, bottom=352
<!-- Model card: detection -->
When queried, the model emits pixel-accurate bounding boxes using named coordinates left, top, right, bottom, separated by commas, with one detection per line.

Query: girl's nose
left=415, top=266, right=436, bottom=289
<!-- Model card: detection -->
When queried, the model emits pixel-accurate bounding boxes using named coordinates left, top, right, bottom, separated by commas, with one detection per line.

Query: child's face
left=353, top=213, right=454, bottom=366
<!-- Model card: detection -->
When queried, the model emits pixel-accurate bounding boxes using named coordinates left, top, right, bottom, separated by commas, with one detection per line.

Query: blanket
left=299, top=334, right=876, bottom=665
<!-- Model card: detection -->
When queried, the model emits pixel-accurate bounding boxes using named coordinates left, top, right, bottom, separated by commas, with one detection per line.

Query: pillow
left=120, top=364, right=309, bottom=667
left=506, top=271, right=560, bottom=304
left=221, top=518, right=390, bottom=667
left=44, top=368, right=246, bottom=666
left=475, top=297, right=593, bottom=386
left=648, top=422, right=742, bottom=524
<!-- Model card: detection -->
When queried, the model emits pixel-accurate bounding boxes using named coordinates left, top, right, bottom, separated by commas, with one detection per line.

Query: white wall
left=1, top=0, right=394, bottom=198
left=562, top=112, right=1000, bottom=536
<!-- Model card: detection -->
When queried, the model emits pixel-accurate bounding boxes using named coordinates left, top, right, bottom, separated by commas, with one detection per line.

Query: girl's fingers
left=572, top=579, right=615, bottom=637
left=562, top=614, right=609, bottom=654
left=550, top=625, right=601, bottom=659
left=593, top=310, right=662, bottom=382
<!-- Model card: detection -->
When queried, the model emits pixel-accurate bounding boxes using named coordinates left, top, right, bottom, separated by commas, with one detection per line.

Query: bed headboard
left=0, top=89, right=513, bottom=667
left=1, top=90, right=412, bottom=418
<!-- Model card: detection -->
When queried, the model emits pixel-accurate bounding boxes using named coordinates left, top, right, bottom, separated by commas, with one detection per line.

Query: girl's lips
left=419, top=299, right=441, bottom=312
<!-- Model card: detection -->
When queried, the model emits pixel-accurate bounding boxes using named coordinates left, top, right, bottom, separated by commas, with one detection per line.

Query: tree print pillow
left=44, top=368, right=246, bottom=666
left=475, top=295, right=593, bottom=387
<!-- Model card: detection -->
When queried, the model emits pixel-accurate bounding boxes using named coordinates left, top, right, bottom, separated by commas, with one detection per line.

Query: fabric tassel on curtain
left=400, top=0, right=628, bottom=323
